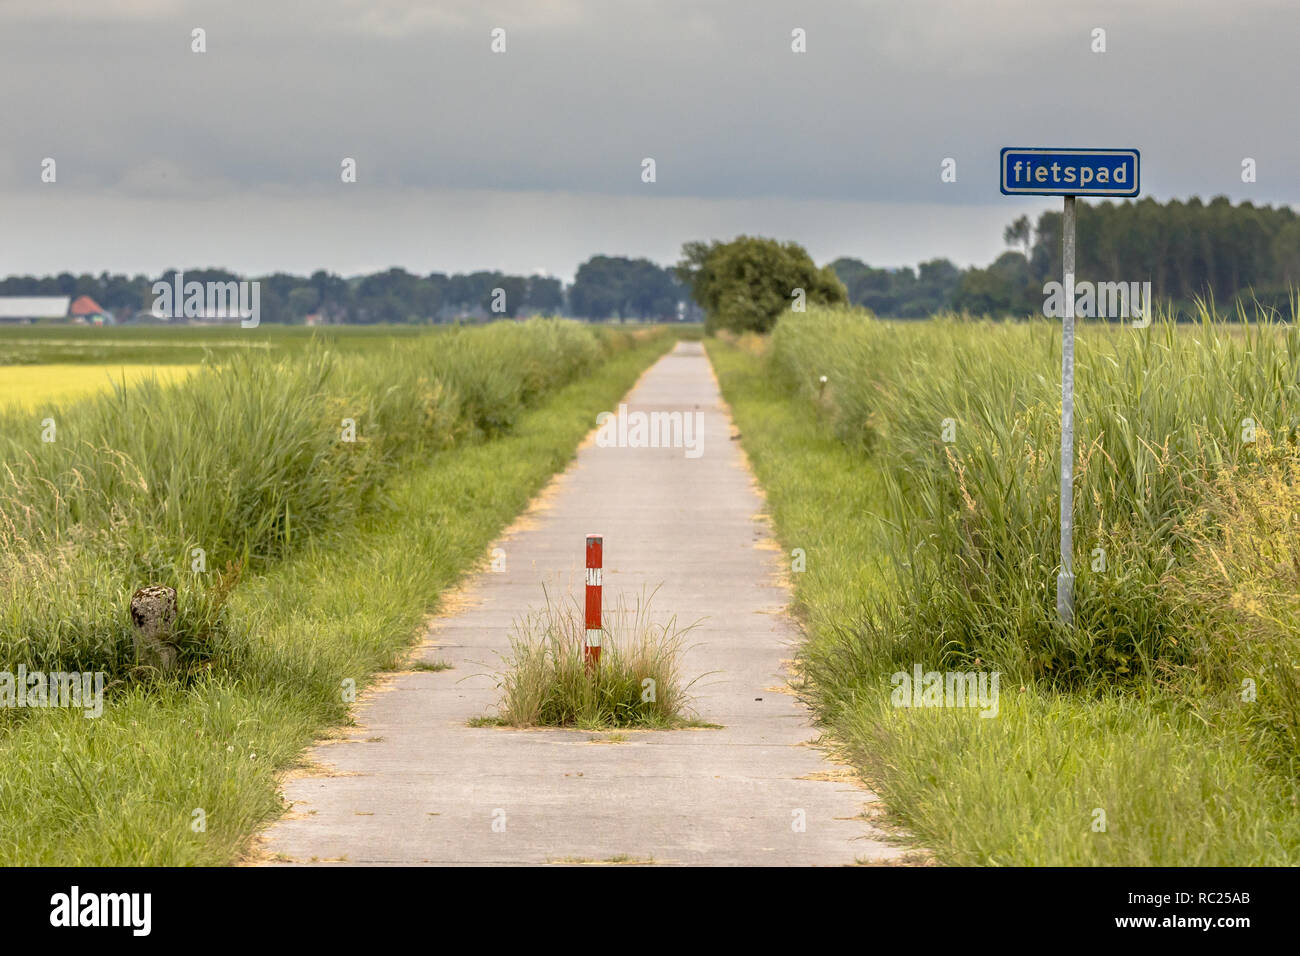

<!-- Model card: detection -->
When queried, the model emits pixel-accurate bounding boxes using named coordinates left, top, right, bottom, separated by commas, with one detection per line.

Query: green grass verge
left=706, top=334, right=1300, bottom=866
left=0, top=332, right=672, bottom=865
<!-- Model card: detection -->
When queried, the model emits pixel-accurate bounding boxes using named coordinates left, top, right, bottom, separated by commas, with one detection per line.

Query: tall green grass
left=708, top=324, right=1300, bottom=865
left=0, top=324, right=674, bottom=864
left=772, top=308, right=1298, bottom=703
left=0, top=320, right=624, bottom=678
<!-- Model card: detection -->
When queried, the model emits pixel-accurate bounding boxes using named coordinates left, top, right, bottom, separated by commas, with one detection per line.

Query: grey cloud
left=0, top=0, right=1294, bottom=275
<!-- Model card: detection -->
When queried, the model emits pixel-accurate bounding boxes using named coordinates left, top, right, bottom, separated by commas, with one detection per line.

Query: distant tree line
left=0, top=256, right=689, bottom=325
left=949, top=196, right=1300, bottom=318
left=4, top=196, right=1292, bottom=324
left=829, top=257, right=963, bottom=317
left=826, top=196, right=1300, bottom=319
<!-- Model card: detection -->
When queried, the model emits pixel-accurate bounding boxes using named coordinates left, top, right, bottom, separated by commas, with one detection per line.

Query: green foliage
left=834, top=684, right=1300, bottom=865
left=525, top=275, right=565, bottom=314
left=708, top=333, right=1300, bottom=865
left=676, top=236, right=847, bottom=334
left=831, top=257, right=962, bottom=318
left=950, top=251, right=1039, bottom=316
left=1167, top=442, right=1300, bottom=778
left=0, top=320, right=627, bottom=677
left=769, top=306, right=1300, bottom=690
left=1031, top=196, right=1300, bottom=317
left=834, top=197, right=1300, bottom=319
left=569, top=255, right=682, bottom=320
left=354, top=267, right=441, bottom=322
left=481, top=275, right=527, bottom=318
left=0, top=331, right=675, bottom=864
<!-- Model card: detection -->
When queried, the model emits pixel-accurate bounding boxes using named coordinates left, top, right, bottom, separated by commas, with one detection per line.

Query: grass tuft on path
left=487, top=588, right=700, bottom=729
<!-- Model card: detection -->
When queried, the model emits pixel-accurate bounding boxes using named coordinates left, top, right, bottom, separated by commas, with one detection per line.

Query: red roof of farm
left=69, top=295, right=105, bottom=315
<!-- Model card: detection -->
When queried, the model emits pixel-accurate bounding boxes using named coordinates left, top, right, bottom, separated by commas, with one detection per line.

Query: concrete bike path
left=259, top=341, right=905, bottom=866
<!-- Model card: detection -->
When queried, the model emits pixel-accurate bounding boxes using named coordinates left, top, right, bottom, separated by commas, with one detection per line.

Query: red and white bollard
left=584, top=533, right=603, bottom=672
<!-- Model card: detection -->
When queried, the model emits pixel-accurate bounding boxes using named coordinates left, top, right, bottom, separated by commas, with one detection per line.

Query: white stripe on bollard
left=584, top=534, right=603, bottom=670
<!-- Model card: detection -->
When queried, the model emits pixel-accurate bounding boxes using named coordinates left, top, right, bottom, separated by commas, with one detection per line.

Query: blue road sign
left=1000, top=147, right=1140, bottom=197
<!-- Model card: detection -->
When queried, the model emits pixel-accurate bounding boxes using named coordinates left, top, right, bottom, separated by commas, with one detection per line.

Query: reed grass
left=0, top=322, right=675, bottom=863
left=0, top=320, right=617, bottom=678
left=707, top=305, right=1300, bottom=865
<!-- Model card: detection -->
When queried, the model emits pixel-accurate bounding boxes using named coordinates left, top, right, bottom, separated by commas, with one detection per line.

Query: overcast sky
left=1, top=0, right=1295, bottom=281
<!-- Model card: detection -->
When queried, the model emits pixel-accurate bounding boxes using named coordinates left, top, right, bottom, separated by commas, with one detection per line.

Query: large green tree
left=677, top=236, right=847, bottom=333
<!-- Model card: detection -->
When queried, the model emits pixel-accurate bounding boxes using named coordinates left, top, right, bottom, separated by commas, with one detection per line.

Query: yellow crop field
left=0, top=363, right=200, bottom=410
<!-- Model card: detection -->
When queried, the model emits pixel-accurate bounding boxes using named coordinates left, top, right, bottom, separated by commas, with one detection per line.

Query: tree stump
left=130, top=585, right=178, bottom=672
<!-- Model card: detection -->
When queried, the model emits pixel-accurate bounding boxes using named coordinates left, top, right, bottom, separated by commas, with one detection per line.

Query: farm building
left=0, top=295, right=72, bottom=324
left=69, top=294, right=114, bottom=325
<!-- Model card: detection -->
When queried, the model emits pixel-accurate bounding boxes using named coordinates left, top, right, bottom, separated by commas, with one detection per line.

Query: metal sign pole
left=1057, top=195, right=1077, bottom=625
left=999, top=148, right=1139, bottom=624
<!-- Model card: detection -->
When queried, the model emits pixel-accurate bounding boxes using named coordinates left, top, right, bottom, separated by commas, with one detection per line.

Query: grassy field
left=0, top=325, right=458, bottom=414
left=0, top=363, right=200, bottom=409
left=8, top=312, right=1294, bottom=866
left=0, top=320, right=675, bottom=864
left=0, top=323, right=430, bottom=366
left=708, top=308, right=1300, bottom=865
